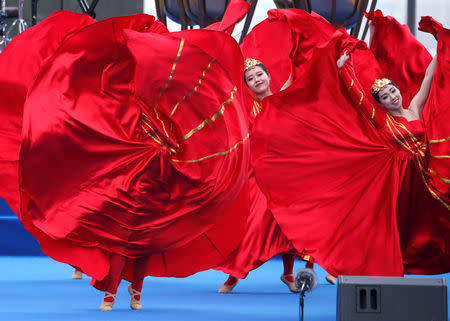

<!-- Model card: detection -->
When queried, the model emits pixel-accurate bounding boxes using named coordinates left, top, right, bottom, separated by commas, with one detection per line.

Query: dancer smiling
left=250, top=10, right=449, bottom=279
left=216, top=58, right=301, bottom=294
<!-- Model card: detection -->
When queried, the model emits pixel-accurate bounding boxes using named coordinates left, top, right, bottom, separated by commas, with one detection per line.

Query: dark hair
left=244, top=63, right=270, bottom=85
left=371, top=81, right=398, bottom=103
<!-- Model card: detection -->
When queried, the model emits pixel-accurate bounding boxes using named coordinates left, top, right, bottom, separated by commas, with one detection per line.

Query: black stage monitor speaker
left=337, top=276, right=447, bottom=321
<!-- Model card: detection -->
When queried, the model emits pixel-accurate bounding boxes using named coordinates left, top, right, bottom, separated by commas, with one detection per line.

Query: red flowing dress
left=1, top=11, right=252, bottom=290
left=213, top=9, right=306, bottom=278
left=250, top=11, right=449, bottom=277
left=214, top=10, right=376, bottom=278
left=0, top=11, right=96, bottom=216
left=214, top=96, right=295, bottom=279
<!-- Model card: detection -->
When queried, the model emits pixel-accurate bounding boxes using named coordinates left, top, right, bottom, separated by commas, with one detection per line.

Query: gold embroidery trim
left=386, top=116, right=414, bottom=154
left=253, top=100, right=262, bottom=117
left=142, top=113, right=164, bottom=144
left=388, top=116, right=421, bottom=145
left=416, top=161, right=450, bottom=211
left=142, top=120, right=163, bottom=145
left=429, top=137, right=450, bottom=143
left=427, top=168, right=450, bottom=184
left=386, top=114, right=427, bottom=156
left=171, top=133, right=249, bottom=163
left=177, top=86, right=237, bottom=142
left=141, top=114, right=177, bottom=154
left=371, top=105, right=375, bottom=119
left=153, top=38, right=185, bottom=140
left=348, top=79, right=354, bottom=90
left=358, top=91, right=364, bottom=106
left=385, top=115, right=449, bottom=209
left=169, top=58, right=216, bottom=118
left=432, top=155, right=450, bottom=159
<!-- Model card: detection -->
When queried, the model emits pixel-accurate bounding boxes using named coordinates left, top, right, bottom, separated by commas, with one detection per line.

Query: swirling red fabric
left=213, top=7, right=307, bottom=278
left=0, top=11, right=96, bottom=215
left=365, top=10, right=432, bottom=107
left=251, top=10, right=449, bottom=277
left=4, top=11, right=251, bottom=287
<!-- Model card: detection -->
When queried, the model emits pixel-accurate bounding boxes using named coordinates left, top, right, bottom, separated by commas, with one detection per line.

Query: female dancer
left=249, top=10, right=449, bottom=279
left=216, top=59, right=300, bottom=294
left=333, top=14, right=449, bottom=275
left=1, top=10, right=251, bottom=311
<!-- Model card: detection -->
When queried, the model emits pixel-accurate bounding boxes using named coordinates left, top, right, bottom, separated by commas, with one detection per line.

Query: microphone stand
left=295, top=268, right=316, bottom=321
left=299, top=283, right=305, bottom=321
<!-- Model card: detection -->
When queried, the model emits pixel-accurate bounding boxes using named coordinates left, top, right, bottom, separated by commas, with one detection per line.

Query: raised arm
left=408, top=54, right=437, bottom=116
left=280, top=73, right=292, bottom=91
left=337, top=51, right=386, bottom=129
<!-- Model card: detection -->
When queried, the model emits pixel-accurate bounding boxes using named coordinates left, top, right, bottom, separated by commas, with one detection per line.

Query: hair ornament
left=371, top=78, right=392, bottom=95
left=244, top=58, right=262, bottom=71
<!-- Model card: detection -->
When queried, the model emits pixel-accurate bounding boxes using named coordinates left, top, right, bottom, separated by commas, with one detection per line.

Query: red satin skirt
left=1, top=11, right=252, bottom=290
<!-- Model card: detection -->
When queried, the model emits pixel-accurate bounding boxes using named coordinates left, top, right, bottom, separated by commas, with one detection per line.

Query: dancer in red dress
left=1, top=10, right=251, bottom=310
left=215, top=59, right=300, bottom=294
left=233, top=9, right=346, bottom=285
left=250, top=11, right=449, bottom=278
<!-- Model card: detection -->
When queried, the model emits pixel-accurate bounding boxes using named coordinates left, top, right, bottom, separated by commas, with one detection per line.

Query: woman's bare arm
left=280, top=73, right=292, bottom=91
left=408, top=54, right=437, bottom=116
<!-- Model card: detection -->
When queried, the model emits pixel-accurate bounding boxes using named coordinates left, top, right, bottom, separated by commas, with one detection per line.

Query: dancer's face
left=245, top=66, right=271, bottom=97
left=378, top=84, right=403, bottom=110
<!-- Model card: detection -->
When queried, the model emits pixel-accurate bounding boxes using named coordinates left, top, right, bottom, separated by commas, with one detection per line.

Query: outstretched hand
left=337, top=50, right=349, bottom=68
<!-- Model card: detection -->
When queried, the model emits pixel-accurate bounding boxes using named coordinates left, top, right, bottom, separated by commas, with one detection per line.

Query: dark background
left=5, top=0, right=143, bottom=25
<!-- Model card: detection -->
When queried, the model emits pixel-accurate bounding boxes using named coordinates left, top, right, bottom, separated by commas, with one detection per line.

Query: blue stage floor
left=0, top=256, right=448, bottom=321
left=0, top=256, right=334, bottom=321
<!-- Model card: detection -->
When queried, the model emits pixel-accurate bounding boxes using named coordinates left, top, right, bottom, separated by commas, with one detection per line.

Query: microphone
left=294, top=268, right=317, bottom=294
left=294, top=268, right=317, bottom=321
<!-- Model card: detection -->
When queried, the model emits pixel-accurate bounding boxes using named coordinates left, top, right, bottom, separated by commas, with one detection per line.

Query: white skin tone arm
left=280, top=73, right=292, bottom=91
left=408, top=54, right=437, bottom=116
left=366, top=20, right=437, bottom=116
left=337, top=48, right=437, bottom=117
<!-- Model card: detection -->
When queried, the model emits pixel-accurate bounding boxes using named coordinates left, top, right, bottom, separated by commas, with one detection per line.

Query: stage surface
left=0, top=256, right=448, bottom=321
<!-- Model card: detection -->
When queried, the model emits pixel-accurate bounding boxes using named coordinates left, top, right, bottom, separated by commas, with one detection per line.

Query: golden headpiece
left=371, top=78, right=392, bottom=94
left=244, top=58, right=262, bottom=71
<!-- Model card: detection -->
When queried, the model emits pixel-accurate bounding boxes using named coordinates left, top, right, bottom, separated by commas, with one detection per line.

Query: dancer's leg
left=72, top=267, right=83, bottom=279
left=218, top=275, right=239, bottom=293
left=128, top=257, right=150, bottom=310
left=280, top=253, right=298, bottom=293
left=325, top=273, right=337, bottom=285
left=100, top=254, right=127, bottom=311
left=303, top=259, right=336, bottom=284
left=282, top=253, right=295, bottom=281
